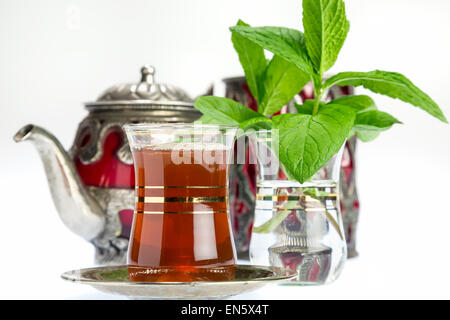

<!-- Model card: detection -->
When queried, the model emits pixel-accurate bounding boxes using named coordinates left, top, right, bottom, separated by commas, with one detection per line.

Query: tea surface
left=128, top=147, right=236, bottom=282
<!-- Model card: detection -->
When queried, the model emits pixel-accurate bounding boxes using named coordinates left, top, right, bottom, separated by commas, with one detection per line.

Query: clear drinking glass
left=248, top=130, right=347, bottom=285
left=124, top=123, right=238, bottom=282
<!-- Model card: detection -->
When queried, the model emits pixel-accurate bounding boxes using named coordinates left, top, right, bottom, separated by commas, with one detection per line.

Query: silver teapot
left=13, top=66, right=202, bottom=265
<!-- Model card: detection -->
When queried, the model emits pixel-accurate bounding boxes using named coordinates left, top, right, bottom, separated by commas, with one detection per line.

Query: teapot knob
left=140, top=65, right=155, bottom=84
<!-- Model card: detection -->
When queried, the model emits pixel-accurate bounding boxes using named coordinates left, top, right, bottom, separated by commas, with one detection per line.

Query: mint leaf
left=355, top=110, right=402, bottom=128
left=352, top=110, right=402, bottom=142
left=272, top=104, right=356, bottom=183
left=303, top=0, right=350, bottom=73
left=229, top=25, right=314, bottom=75
left=323, top=70, right=448, bottom=123
left=303, top=187, right=330, bottom=198
left=294, top=99, right=317, bottom=114
left=231, top=20, right=267, bottom=102
left=195, top=114, right=224, bottom=125
left=258, top=55, right=310, bottom=115
left=328, top=96, right=400, bottom=141
left=353, top=130, right=379, bottom=142
left=328, top=95, right=377, bottom=112
left=194, top=96, right=261, bottom=128
left=239, top=116, right=272, bottom=130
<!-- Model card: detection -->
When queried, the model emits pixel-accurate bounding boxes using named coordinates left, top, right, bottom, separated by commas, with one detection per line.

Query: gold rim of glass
left=123, top=122, right=238, bottom=133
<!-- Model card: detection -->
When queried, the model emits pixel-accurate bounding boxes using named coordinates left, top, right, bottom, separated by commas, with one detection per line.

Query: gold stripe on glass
left=256, top=185, right=337, bottom=189
left=135, top=196, right=228, bottom=203
left=136, top=186, right=227, bottom=189
left=273, top=206, right=330, bottom=212
left=256, top=207, right=334, bottom=212
left=135, top=210, right=228, bottom=215
left=256, top=194, right=337, bottom=201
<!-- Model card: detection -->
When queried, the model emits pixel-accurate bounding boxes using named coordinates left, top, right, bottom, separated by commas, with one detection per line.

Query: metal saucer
left=61, top=265, right=296, bottom=299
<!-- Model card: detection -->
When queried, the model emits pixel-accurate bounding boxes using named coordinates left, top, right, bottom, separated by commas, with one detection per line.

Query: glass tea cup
left=123, top=123, right=238, bottom=282
left=248, top=129, right=347, bottom=285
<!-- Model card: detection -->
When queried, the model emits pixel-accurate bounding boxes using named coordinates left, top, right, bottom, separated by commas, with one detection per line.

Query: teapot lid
left=85, top=65, right=194, bottom=108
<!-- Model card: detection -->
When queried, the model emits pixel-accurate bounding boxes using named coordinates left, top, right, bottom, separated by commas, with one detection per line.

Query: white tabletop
left=2, top=145, right=450, bottom=300
left=12, top=256, right=448, bottom=300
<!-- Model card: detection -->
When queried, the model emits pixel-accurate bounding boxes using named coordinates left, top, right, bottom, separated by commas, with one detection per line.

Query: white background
left=1, top=0, right=449, bottom=299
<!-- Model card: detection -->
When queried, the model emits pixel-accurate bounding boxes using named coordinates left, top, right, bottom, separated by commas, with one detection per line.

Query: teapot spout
left=14, top=124, right=105, bottom=241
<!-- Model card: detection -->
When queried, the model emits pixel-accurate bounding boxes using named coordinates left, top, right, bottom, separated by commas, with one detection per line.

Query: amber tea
left=124, top=125, right=238, bottom=282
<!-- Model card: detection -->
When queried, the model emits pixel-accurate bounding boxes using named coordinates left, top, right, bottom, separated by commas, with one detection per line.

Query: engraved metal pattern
left=72, top=65, right=202, bottom=166
left=70, top=117, right=128, bottom=165
left=88, top=65, right=194, bottom=106
left=70, top=109, right=202, bottom=166
left=117, top=140, right=133, bottom=165
left=88, top=186, right=134, bottom=265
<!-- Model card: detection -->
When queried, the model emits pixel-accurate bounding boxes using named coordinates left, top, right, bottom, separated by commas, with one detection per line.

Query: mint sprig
left=231, top=20, right=311, bottom=116
left=327, top=95, right=377, bottom=112
left=229, top=25, right=314, bottom=76
left=194, top=0, right=447, bottom=184
left=259, top=55, right=310, bottom=115
left=323, top=70, right=447, bottom=123
left=231, top=20, right=267, bottom=103
left=194, top=96, right=261, bottom=128
left=273, top=104, right=355, bottom=182
left=351, top=110, right=403, bottom=142
left=326, top=95, right=402, bottom=142
left=303, top=0, right=350, bottom=75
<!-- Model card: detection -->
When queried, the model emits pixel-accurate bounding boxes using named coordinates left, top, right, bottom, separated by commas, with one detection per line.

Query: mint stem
left=312, top=89, right=323, bottom=115
left=311, top=73, right=324, bottom=115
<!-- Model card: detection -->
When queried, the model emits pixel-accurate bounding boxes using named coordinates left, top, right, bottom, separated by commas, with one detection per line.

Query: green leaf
left=294, top=99, right=317, bottom=114
left=356, top=110, right=402, bottom=128
left=328, top=95, right=401, bottom=141
left=229, top=25, right=314, bottom=75
left=323, top=70, right=448, bottom=123
left=303, top=0, right=350, bottom=73
left=328, top=95, right=377, bottom=112
left=353, top=130, right=380, bottom=142
left=195, top=114, right=224, bottom=125
left=194, top=96, right=262, bottom=128
left=303, top=187, right=330, bottom=198
left=231, top=20, right=267, bottom=102
left=258, top=55, right=310, bottom=115
left=352, top=110, right=402, bottom=142
left=239, top=116, right=272, bottom=130
left=272, top=104, right=356, bottom=183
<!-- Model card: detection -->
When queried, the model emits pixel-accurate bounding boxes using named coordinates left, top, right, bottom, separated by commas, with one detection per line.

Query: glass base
left=250, top=179, right=346, bottom=285
left=270, top=245, right=332, bottom=285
